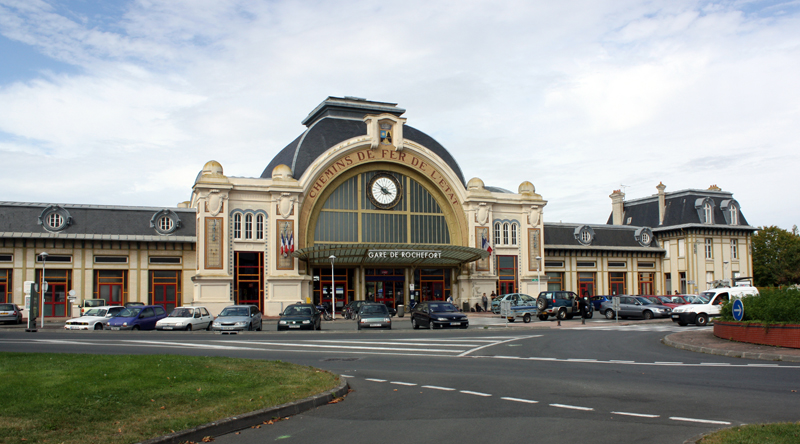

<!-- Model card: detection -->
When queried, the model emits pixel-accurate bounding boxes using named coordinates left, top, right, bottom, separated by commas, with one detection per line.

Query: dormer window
left=703, top=202, right=713, bottom=224
left=150, top=209, right=181, bottom=235
left=47, top=213, right=64, bottom=230
left=721, top=199, right=740, bottom=225
left=38, top=205, right=72, bottom=232
left=574, top=226, right=595, bottom=246
left=694, top=197, right=716, bottom=224
left=635, top=227, right=654, bottom=247
left=158, top=216, right=173, bottom=232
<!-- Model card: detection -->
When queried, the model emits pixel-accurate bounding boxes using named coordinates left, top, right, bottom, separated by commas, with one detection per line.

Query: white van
left=670, top=286, right=759, bottom=326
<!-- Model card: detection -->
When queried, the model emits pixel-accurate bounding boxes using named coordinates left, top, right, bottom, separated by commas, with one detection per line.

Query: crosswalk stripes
left=568, top=324, right=710, bottom=332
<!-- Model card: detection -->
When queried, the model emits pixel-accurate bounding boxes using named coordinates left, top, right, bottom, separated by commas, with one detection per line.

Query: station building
left=0, top=97, right=756, bottom=318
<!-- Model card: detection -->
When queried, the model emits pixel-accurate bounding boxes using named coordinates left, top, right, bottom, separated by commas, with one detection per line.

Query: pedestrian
left=490, top=291, right=496, bottom=301
left=481, top=293, right=488, bottom=312
left=446, top=294, right=453, bottom=304
left=579, top=291, right=589, bottom=324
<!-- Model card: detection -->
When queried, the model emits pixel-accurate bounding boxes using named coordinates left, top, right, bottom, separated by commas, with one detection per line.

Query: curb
left=662, top=333, right=800, bottom=363
left=137, top=378, right=350, bottom=444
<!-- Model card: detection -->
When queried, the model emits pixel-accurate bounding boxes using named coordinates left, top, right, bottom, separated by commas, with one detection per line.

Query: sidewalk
left=663, top=329, right=800, bottom=363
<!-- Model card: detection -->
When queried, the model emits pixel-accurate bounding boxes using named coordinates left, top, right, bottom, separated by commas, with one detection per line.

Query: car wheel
left=538, top=314, right=548, bottom=321
left=557, top=309, right=568, bottom=320
left=206, top=322, right=212, bottom=331
left=605, top=309, right=615, bottom=320
left=643, top=310, right=653, bottom=320
left=695, top=314, right=709, bottom=327
left=507, top=317, right=515, bottom=322
left=585, top=310, right=593, bottom=319
left=186, top=324, right=193, bottom=331
left=132, top=325, right=140, bottom=331
left=678, top=322, right=688, bottom=326
left=323, top=312, right=332, bottom=321
left=523, top=314, right=531, bottom=323
left=429, top=319, right=435, bottom=330
left=411, top=318, right=418, bottom=329
left=536, top=298, right=548, bottom=310
left=94, top=323, right=103, bottom=330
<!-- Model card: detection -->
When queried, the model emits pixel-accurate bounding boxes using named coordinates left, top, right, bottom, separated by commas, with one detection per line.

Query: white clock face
left=371, top=177, right=398, bottom=205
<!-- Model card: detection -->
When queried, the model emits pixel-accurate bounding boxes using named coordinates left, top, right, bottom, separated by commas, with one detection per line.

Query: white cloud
left=0, top=0, right=798, bottom=229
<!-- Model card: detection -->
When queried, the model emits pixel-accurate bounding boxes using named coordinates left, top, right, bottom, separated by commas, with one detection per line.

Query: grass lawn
left=699, top=423, right=800, bottom=444
left=0, top=352, right=340, bottom=444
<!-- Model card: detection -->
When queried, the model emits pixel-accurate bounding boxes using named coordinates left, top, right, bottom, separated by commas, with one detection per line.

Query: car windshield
left=220, top=307, right=249, bottom=317
left=169, top=308, right=194, bottom=318
left=84, top=308, right=107, bottom=316
left=86, top=300, right=104, bottom=307
left=360, top=305, right=389, bottom=315
left=686, top=295, right=709, bottom=304
left=429, top=303, right=458, bottom=313
left=635, top=297, right=653, bottom=305
left=118, top=308, right=142, bottom=317
left=283, top=306, right=312, bottom=316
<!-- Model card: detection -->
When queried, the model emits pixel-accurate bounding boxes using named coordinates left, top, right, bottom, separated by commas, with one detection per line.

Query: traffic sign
left=732, top=299, right=744, bottom=321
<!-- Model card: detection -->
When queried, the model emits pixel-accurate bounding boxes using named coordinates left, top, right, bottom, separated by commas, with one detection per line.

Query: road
left=2, top=319, right=798, bottom=444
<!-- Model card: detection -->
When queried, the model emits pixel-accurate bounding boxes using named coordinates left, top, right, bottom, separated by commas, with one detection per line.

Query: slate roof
left=0, top=202, right=196, bottom=242
left=605, top=189, right=756, bottom=232
left=544, top=223, right=663, bottom=253
left=260, top=97, right=467, bottom=186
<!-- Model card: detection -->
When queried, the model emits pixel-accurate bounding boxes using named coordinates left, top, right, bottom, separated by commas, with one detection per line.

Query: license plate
left=67, top=325, right=79, bottom=330
left=289, top=325, right=300, bottom=328
left=671, top=314, right=679, bottom=318
left=0, top=312, right=9, bottom=315
left=163, top=327, right=173, bottom=330
left=370, top=323, right=381, bottom=327
left=450, top=322, right=460, bottom=326
left=111, top=327, right=120, bottom=330
left=224, top=327, right=234, bottom=330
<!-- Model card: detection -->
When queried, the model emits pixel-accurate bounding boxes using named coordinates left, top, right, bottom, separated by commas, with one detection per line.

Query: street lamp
left=535, top=256, right=542, bottom=295
left=39, top=252, right=48, bottom=329
left=329, top=255, right=336, bottom=320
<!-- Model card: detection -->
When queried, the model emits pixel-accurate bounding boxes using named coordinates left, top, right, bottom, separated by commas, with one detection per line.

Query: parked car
left=357, top=303, right=392, bottom=330
left=410, top=301, right=468, bottom=329
left=343, top=301, right=367, bottom=320
left=536, top=291, right=593, bottom=320
left=211, top=305, right=263, bottom=332
left=125, top=301, right=145, bottom=307
left=590, top=295, right=612, bottom=311
left=600, top=296, right=672, bottom=320
left=671, top=286, right=759, bottom=326
left=644, top=296, right=684, bottom=309
left=105, top=305, right=168, bottom=330
left=81, top=298, right=107, bottom=315
left=65, top=306, right=125, bottom=330
left=0, top=303, right=24, bottom=324
left=491, top=293, right=536, bottom=314
left=156, top=306, right=214, bottom=331
left=278, top=303, right=321, bottom=331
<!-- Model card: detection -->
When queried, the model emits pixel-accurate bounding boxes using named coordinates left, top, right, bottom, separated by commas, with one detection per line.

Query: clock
left=367, top=173, right=402, bottom=209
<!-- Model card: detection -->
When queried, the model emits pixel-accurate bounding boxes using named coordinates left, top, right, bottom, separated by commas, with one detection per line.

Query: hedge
left=720, top=288, right=800, bottom=323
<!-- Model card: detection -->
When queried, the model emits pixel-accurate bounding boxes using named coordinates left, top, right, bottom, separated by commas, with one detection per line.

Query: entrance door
left=421, top=281, right=444, bottom=302
left=99, top=284, right=123, bottom=305
left=498, top=281, right=515, bottom=295
left=320, top=282, right=346, bottom=310
left=152, top=283, right=177, bottom=313
left=234, top=252, right=263, bottom=312
left=44, top=282, right=67, bottom=317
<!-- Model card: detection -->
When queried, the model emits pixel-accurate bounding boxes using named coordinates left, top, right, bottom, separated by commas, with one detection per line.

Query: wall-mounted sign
left=367, top=249, right=442, bottom=260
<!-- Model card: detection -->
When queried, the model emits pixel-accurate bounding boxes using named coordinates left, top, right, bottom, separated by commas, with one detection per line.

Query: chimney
left=610, top=189, right=625, bottom=225
left=656, top=182, right=666, bottom=225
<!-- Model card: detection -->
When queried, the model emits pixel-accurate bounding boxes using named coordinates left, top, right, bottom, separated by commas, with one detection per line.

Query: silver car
left=601, top=296, right=672, bottom=320
left=211, top=305, right=262, bottom=332
left=356, top=303, right=392, bottom=330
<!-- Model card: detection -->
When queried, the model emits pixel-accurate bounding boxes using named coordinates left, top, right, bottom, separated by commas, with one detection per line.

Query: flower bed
left=714, top=321, right=800, bottom=349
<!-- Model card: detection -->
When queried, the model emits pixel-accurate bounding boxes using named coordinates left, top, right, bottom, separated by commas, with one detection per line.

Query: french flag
left=482, top=235, right=493, bottom=255
left=288, top=232, right=294, bottom=253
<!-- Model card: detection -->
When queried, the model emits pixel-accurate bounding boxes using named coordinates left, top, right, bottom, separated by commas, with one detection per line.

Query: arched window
left=158, top=216, right=173, bottom=232
left=494, top=222, right=501, bottom=244
left=47, top=213, right=64, bottom=230
left=256, top=214, right=264, bottom=240
left=703, top=202, right=713, bottom=224
left=581, top=230, right=592, bottom=243
left=729, top=205, right=738, bottom=225
left=233, top=213, right=242, bottom=239
left=503, top=223, right=510, bottom=245
left=510, top=223, right=517, bottom=245
left=244, top=214, right=253, bottom=239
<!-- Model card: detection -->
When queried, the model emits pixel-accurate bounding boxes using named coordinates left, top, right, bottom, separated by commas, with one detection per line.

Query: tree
left=752, top=226, right=800, bottom=287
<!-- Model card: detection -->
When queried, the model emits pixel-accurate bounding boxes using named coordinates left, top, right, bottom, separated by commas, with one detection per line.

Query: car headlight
left=438, top=317, right=447, bottom=321
left=212, top=321, right=220, bottom=326
left=122, top=322, right=128, bottom=326
left=279, top=320, right=287, bottom=325
left=234, top=321, right=247, bottom=327
left=384, top=318, right=391, bottom=322
left=302, top=320, right=310, bottom=324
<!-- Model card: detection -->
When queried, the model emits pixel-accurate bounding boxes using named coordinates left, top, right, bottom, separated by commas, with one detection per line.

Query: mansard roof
left=261, top=97, right=466, bottom=186
left=0, top=201, right=196, bottom=242
left=544, top=222, right=663, bottom=252
left=605, top=188, right=755, bottom=232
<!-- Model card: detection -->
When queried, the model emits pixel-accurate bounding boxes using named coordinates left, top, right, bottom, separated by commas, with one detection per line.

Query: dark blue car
left=106, top=305, right=168, bottom=331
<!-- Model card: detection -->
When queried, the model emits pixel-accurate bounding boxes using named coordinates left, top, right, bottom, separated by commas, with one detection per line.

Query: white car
left=64, top=306, right=125, bottom=330
left=156, top=306, right=214, bottom=331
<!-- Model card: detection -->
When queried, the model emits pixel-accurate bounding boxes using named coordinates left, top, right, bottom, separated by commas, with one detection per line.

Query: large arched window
left=703, top=202, right=713, bottom=224
left=494, top=222, right=501, bottom=244
left=314, top=171, right=451, bottom=244
left=503, top=223, right=510, bottom=244
left=510, top=223, right=517, bottom=245
left=233, top=213, right=242, bottom=239
left=244, top=214, right=253, bottom=239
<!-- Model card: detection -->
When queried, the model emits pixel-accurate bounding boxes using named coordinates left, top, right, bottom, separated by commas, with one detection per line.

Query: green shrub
left=720, top=288, right=800, bottom=323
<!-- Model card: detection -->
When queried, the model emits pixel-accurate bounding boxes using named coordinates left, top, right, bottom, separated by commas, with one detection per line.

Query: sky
left=0, top=0, right=798, bottom=230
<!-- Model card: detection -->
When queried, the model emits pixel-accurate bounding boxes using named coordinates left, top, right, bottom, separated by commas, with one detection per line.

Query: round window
left=47, top=213, right=64, bottom=230
left=158, top=216, right=174, bottom=232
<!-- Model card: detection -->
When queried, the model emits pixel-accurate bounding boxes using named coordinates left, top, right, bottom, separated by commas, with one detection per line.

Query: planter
left=714, top=321, right=800, bottom=349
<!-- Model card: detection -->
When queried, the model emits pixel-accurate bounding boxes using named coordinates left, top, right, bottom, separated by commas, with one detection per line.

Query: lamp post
left=39, top=252, right=48, bottom=329
left=535, top=256, right=542, bottom=295
left=329, top=255, right=336, bottom=320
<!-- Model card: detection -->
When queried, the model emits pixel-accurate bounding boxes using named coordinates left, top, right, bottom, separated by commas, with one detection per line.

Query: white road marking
left=365, top=378, right=386, bottom=382
left=229, top=340, right=467, bottom=353
left=567, top=358, right=597, bottom=362
left=502, top=397, right=538, bottom=404
left=655, top=362, right=683, bottom=364
left=550, top=403, right=594, bottom=411
left=609, top=360, right=634, bottom=363
left=670, top=417, right=731, bottom=425
left=611, top=411, right=660, bottom=418
left=390, top=381, right=417, bottom=386
left=460, top=390, right=492, bottom=397
left=421, top=385, right=456, bottom=391
left=341, top=375, right=354, bottom=378
left=457, top=335, right=542, bottom=357
left=700, top=362, right=730, bottom=366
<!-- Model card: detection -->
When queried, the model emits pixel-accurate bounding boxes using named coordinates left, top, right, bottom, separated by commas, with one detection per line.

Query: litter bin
left=462, top=301, right=470, bottom=312
left=397, top=305, right=404, bottom=317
